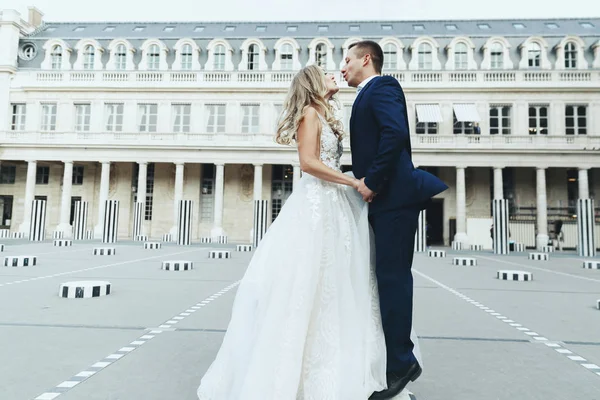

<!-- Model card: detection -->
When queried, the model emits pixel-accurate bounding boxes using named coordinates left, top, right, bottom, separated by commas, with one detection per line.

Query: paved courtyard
left=1, top=239, right=599, bottom=400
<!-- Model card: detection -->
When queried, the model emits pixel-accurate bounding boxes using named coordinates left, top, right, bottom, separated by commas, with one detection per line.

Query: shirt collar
left=356, top=74, right=380, bottom=94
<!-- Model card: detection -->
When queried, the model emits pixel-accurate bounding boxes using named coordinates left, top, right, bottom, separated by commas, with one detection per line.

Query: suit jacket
left=350, top=75, right=448, bottom=213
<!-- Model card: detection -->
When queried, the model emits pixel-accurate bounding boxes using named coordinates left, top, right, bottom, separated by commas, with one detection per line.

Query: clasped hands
left=354, top=178, right=376, bottom=203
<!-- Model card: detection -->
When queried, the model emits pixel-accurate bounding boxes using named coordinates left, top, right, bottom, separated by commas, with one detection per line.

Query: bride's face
left=323, top=73, right=339, bottom=99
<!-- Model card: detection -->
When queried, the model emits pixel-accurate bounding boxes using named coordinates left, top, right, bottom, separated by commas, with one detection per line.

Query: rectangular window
left=40, top=103, right=57, bottom=131
left=72, top=165, right=84, bottom=185
left=74, top=103, right=91, bottom=132
left=172, top=104, right=191, bottom=133
left=200, top=164, right=215, bottom=222
left=489, top=105, right=512, bottom=135
left=528, top=105, right=549, bottom=135
left=0, top=166, right=16, bottom=184
left=138, top=103, right=158, bottom=133
left=565, top=105, right=587, bottom=135
left=241, top=104, right=260, bottom=133
left=205, top=104, right=226, bottom=133
left=453, top=114, right=474, bottom=135
left=271, top=165, right=294, bottom=222
left=11, top=104, right=26, bottom=131
left=36, top=166, right=50, bottom=185
left=69, top=196, right=82, bottom=224
left=105, top=103, right=124, bottom=132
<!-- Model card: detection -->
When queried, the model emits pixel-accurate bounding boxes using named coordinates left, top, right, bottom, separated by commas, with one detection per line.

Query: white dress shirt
left=356, top=74, right=380, bottom=94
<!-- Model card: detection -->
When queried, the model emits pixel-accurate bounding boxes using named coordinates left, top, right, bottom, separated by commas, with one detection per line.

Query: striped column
left=132, top=202, right=144, bottom=240
left=414, top=210, right=426, bottom=252
left=577, top=199, right=596, bottom=257
left=253, top=200, right=269, bottom=248
left=493, top=199, right=510, bottom=255
left=73, top=201, right=89, bottom=241
left=102, top=200, right=119, bottom=244
left=177, top=200, right=193, bottom=246
left=29, top=200, right=47, bottom=241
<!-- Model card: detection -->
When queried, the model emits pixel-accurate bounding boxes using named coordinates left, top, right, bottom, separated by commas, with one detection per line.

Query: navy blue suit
left=350, top=75, right=448, bottom=372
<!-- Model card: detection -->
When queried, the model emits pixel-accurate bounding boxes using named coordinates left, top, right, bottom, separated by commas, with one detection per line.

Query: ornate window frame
left=238, top=38, right=268, bottom=71
left=307, top=37, right=335, bottom=71
left=41, top=39, right=72, bottom=70
left=518, top=36, right=551, bottom=69
left=73, top=39, right=104, bottom=70
left=272, top=37, right=302, bottom=71
left=139, top=39, right=168, bottom=71
left=106, top=39, right=136, bottom=70
left=481, top=37, right=513, bottom=70
left=205, top=39, right=234, bottom=71
left=445, top=36, right=477, bottom=70
left=555, top=36, right=588, bottom=70
left=379, top=37, right=406, bottom=71
left=409, top=36, right=442, bottom=70
left=173, top=38, right=201, bottom=70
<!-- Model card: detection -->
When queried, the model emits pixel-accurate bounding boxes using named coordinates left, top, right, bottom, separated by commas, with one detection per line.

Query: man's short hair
left=348, top=40, right=384, bottom=74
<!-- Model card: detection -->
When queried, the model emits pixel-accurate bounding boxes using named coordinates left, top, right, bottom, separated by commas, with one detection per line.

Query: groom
left=342, top=41, right=448, bottom=399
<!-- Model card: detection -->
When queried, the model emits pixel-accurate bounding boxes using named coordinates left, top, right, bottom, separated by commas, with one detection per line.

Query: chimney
left=27, top=6, right=44, bottom=28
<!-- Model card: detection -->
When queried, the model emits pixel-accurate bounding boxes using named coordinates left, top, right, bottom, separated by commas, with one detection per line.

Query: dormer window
left=115, top=44, right=127, bottom=70
left=214, top=44, right=226, bottom=70
left=83, top=45, right=95, bottom=70
left=51, top=45, right=62, bottom=70
left=147, top=44, right=160, bottom=70
left=455, top=42, right=468, bottom=69
left=490, top=43, right=504, bottom=69
left=383, top=43, right=397, bottom=70
left=565, top=42, right=577, bottom=68
left=247, top=44, right=259, bottom=70
left=316, top=43, right=327, bottom=67
left=280, top=43, right=293, bottom=70
left=181, top=44, right=193, bottom=70
left=418, top=43, right=432, bottom=69
left=528, top=42, right=541, bottom=67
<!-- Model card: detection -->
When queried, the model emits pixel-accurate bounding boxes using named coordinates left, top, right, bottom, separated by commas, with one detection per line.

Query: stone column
left=293, top=164, right=301, bottom=190
left=253, top=164, right=263, bottom=200
left=94, top=161, right=111, bottom=238
left=170, top=163, right=185, bottom=237
left=579, top=168, right=590, bottom=199
left=453, top=166, right=468, bottom=244
left=19, top=160, right=37, bottom=234
left=211, top=163, right=226, bottom=237
left=137, top=162, right=148, bottom=204
left=493, top=167, right=504, bottom=200
left=536, top=167, right=549, bottom=249
left=56, top=161, right=74, bottom=237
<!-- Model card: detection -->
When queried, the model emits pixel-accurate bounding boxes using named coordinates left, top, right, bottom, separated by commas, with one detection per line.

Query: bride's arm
left=297, top=107, right=359, bottom=189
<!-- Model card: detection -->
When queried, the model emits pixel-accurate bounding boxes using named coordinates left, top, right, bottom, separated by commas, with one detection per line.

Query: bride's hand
left=352, top=178, right=360, bottom=190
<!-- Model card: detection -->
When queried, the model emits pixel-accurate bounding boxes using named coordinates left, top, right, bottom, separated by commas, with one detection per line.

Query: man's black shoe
left=368, top=362, right=422, bottom=400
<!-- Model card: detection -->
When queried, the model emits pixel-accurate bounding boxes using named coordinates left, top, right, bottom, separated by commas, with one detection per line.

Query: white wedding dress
left=197, top=115, right=420, bottom=400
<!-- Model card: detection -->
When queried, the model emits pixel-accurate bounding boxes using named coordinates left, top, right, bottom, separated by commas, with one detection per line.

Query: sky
left=6, top=0, right=600, bottom=22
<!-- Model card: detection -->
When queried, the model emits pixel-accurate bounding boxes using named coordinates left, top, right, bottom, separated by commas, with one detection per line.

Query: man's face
left=341, top=47, right=365, bottom=88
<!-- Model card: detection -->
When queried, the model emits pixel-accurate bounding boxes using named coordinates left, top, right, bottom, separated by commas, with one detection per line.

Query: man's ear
left=363, top=54, right=371, bottom=67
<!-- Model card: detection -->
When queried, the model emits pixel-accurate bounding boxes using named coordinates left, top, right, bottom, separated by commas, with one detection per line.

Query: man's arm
left=363, top=77, right=409, bottom=192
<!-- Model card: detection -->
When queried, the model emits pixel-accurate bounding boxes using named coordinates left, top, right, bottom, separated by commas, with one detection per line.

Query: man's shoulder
left=373, top=75, right=400, bottom=87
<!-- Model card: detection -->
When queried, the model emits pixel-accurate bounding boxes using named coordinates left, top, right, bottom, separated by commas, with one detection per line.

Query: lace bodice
left=318, top=114, right=343, bottom=172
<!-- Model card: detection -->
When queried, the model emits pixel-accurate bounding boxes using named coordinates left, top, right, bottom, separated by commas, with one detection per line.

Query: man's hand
left=357, top=178, right=376, bottom=202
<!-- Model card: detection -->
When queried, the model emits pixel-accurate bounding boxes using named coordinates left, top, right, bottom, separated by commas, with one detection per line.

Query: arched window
left=83, top=45, right=95, bottom=70
left=315, top=43, right=327, bottom=68
left=418, top=43, right=432, bottom=70
left=454, top=42, right=468, bottom=70
left=115, top=44, right=127, bottom=70
left=51, top=45, right=62, bottom=70
left=280, top=43, right=293, bottom=70
left=181, top=44, right=193, bottom=70
left=383, top=43, right=397, bottom=70
left=147, top=44, right=160, bottom=70
left=528, top=42, right=541, bottom=67
left=490, top=43, right=504, bottom=69
left=565, top=42, right=577, bottom=69
left=247, top=44, right=259, bottom=70
left=214, top=44, right=226, bottom=70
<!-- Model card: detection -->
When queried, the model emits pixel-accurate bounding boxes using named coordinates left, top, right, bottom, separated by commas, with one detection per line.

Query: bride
left=197, top=65, right=420, bottom=400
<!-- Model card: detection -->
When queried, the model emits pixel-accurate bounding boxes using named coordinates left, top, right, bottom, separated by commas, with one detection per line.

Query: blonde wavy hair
left=275, top=65, right=344, bottom=145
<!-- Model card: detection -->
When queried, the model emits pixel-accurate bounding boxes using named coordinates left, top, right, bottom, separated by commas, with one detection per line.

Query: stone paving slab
left=1, top=244, right=599, bottom=399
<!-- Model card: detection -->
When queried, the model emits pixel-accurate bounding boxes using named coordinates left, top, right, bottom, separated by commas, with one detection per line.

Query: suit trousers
left=369, top=205, right=420, bottom=373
